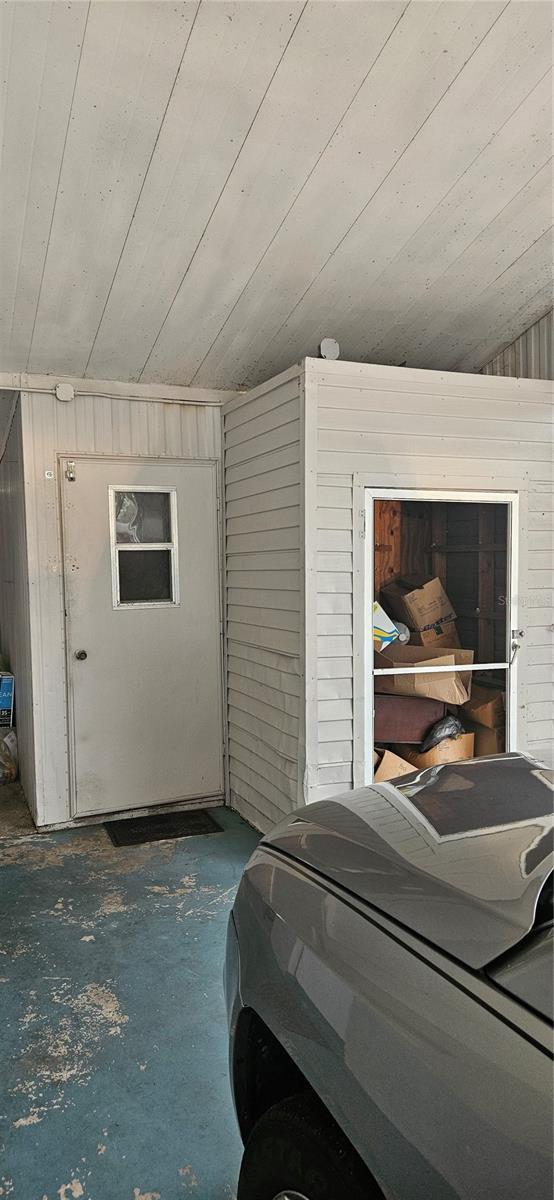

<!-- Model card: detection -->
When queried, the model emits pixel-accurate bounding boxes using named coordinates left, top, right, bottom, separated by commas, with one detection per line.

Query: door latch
left=65, top=460, right=76, bottom=482
left=510, top=628, right=525, bottom=664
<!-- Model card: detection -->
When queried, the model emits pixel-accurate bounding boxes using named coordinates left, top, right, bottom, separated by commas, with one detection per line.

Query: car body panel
left=229, top=848, right=553, bottom=1199
left=262, top=755, right=553, bottom=968
left=489, top=925, right=553, bottom=1021
left=227, top=755, right=554, bottom=1198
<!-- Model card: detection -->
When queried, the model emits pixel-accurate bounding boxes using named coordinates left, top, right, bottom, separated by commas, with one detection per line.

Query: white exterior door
left=61, top=457, right=224, bottom=817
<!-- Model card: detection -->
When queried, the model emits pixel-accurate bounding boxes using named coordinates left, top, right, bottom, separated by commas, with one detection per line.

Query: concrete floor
left=0, top=787, right=259, bottom=1200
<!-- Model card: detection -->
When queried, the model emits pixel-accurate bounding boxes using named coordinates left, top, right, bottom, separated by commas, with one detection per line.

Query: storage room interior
left=371, top=496, right=510, bottom=782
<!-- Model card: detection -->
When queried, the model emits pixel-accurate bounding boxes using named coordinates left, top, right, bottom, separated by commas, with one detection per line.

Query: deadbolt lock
left=74, top=650, right=87, bottom=661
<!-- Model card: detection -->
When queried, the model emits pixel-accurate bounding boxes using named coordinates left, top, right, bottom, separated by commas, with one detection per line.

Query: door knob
left=74, top=650, right=87, bottom=661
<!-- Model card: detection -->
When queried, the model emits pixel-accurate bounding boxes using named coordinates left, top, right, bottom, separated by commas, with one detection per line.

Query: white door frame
left=59, top=453, right=225, bottom=818
left=353, top=485, right=520, bottom=789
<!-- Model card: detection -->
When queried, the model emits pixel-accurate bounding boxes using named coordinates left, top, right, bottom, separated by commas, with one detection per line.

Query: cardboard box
left=374, top=748, right=416, bottom=783
left=374, top=694, right=447, bottom=743
left=381, top=576, right=455, bottom=632
left=396, top=732, right=475, bottom=770
left=410, top=620, right=460, bottom=649
left=464, top=720, right=505, bottom=756
left=0, top=674, right=14, bottom=726
left=374, top=645, right=474, bottom=705
left=461, top=684, right=505, bottom=730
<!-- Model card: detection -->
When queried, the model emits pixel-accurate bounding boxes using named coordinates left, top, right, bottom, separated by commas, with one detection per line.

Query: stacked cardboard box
left=372, top=575, right=481, bottom=769
left=372, top=576, right=507, bottom=772
left=381, top=576, right=457, bottom=648
left=461, top=685, right=505, bottom=756
left=374, top=644, right=473, bottom=705
left=373, top=748, right=416, bottom=783
left=396, top=733, right=475, bottom=770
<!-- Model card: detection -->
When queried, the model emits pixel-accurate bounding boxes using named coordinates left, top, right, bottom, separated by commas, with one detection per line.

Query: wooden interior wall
left=374, top=500, right=401, bottom=593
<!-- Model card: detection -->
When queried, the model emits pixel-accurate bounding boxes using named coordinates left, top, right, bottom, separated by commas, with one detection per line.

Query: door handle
left=74, top=650, right=88, bottom=661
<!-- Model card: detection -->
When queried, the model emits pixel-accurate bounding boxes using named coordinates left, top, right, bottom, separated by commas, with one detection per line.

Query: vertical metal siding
left=21, top=389, right=222, bottom=827
left=0, top=396, right=36, bottom=815
left=223, top=368, right=303, bottom=833
left=481, top=310, right=553, bottom=380
left=307, top=360, right=554, bottom=800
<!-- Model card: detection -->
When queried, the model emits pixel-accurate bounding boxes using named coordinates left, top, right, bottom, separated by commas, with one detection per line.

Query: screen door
left=61, top=457, right=224, bottom=816
left=357, top=487, right=519, bottom=787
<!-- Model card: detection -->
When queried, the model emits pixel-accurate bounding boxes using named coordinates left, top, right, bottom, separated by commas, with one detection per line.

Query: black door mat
left=104, top=809, right=222, bottom=847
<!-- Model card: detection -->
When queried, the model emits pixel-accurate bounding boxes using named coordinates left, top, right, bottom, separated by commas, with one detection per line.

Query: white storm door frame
left=353, top=486, right=519, bottom=789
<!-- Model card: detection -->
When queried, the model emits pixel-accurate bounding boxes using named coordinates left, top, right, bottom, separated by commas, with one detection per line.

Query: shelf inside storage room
left=372, top=498, right=511, bottom=782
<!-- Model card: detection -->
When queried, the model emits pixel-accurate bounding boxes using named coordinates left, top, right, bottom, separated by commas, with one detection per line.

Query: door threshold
left=38, top=794, right=225, bottom=833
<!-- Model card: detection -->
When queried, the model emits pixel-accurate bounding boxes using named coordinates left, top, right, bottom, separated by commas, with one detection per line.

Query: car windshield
left=396, top=757, right=553, bottom=840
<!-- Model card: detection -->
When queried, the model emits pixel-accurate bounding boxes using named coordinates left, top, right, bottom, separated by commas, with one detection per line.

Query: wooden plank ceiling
left=1, top=0, right=552, bottom=388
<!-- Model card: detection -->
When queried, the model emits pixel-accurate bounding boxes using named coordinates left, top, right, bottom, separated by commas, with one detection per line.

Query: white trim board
left=0, top=372, right=238, bottom=406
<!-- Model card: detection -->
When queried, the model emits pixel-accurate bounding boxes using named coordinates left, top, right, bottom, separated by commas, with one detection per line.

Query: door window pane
left=115, top=491, right=171, bottom=544
left=118, top=549, right=172, bottom=603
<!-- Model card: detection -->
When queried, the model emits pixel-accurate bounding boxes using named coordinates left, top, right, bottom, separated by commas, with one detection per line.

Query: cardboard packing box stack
left=372, top=576, right=508, bottom=773
left=378, top=577, right=464, bottom=678
left=372, top=575, right=480, bottom=770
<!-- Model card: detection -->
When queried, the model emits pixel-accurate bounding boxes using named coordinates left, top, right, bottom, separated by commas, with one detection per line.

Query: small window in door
left=110, top=488, right=179, bottom=608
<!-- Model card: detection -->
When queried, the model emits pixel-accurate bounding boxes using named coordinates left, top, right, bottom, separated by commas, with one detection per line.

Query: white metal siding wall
left=21, top=389, right=222, bottom=827
left=481, top=310, right=553, bottom=380
left=0, top=396, right=36, bottom=813
left=223, top=368, right=303, bottom=833
left=308, top=360, right=554, bottom=799
left=527, top=479, right=554, bottom=764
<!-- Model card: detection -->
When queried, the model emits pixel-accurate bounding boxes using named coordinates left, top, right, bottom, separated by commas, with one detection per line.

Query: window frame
left=108, top=485, right=180, bottom=609
left=353, top=486, right=519, bottom=788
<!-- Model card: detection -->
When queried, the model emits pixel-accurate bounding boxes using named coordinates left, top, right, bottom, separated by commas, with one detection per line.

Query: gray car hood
left=262, top=754, right=554, bottom=969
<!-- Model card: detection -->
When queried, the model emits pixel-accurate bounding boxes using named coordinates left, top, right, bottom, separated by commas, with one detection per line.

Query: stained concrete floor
left=0, top=787, right=259, bottom=1200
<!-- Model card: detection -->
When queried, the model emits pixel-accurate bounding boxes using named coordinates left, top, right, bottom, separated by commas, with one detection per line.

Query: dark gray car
left=225, top=752, right=553, bottom=1200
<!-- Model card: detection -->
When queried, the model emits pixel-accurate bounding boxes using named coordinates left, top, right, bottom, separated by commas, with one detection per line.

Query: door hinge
left=65, top=460, right=76, bottom=482
left=360, top=508, right=366, bottom=539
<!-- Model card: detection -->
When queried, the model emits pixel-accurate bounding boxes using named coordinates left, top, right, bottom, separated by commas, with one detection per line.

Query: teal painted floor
left=0, top=791, right=259, bottom=1200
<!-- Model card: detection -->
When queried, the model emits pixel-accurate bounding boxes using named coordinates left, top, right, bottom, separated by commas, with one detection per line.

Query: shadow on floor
left=0, top=791, right=259, bottom=1200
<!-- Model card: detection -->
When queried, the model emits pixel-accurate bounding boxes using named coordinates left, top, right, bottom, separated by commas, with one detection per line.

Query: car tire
left=237, top=1092, right=381, bottom=1200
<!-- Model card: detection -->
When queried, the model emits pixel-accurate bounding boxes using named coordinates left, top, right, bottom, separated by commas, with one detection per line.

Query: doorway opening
left=361, top=489, right=518, bottom=786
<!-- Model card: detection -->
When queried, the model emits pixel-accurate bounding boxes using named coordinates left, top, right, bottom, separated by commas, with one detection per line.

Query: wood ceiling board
left=362, top=73, right=553, bottom=364
left=240, top=0, right=551, bottom=388
left=405, top=170, right=553, bottom=355
left=138, top=0, right=410, bottom=383
left=26, top=1, right=199, bottom=375
left=411, top=229, right=554, bottom=370
left=85, top=1, right=303, bottom=382
left=367, top=158, right=553, bottom=369
left=453, top=284, right=554, bottom=375
left=0, top=0, right=551, bottom=386
left=0, top=2, right=88, bottom=372
left=193, top=0, right=505, bottom=385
